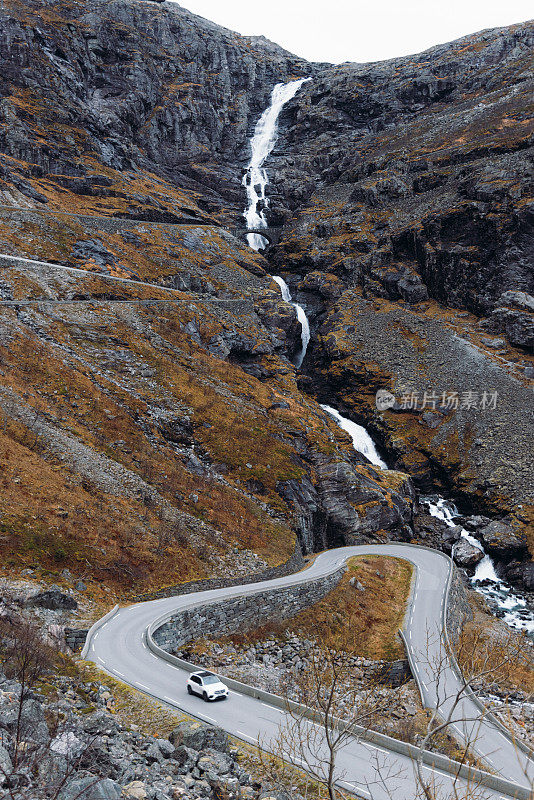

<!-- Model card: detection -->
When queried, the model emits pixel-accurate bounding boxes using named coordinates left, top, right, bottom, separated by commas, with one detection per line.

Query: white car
left=187, top=670, right=229, bottom=702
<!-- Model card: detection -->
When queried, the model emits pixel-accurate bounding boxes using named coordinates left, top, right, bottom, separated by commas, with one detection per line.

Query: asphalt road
left=87, top=544, right=533, bottom=800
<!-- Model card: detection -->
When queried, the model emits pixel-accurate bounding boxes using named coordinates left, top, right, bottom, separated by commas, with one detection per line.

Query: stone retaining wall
left=135, top=544, right=305, bottom=601
left=153, top=567, right=344, bottom=652
left=446, top=567, right=473, bottom=646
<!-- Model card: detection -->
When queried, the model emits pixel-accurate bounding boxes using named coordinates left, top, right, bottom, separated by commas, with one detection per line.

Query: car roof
left=191, top=670, right=217, bottom=678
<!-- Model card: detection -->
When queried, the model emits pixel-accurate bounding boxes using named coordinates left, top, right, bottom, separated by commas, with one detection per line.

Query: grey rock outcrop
left=453, top=539, right=484, bottom=568
left=479, top=521, right=528, bottom=560
left=26, top=586, right=78, bottom=611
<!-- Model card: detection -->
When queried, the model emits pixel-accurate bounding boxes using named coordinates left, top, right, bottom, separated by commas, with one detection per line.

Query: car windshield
left=202, top=675, right=220, bottom=685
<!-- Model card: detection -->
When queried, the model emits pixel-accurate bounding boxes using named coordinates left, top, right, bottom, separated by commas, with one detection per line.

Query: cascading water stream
left=242, top=79, right=311, bottom=366
left=243, top=79, right=310, bottom=252
left=242, top=80, right=533, bottom=639
left=323, top=409, right=534, bottom=638
left=424, top=497, right=534, bottom=637
left=272, top=276, right=310, bottom=367
left=320, top=404, right=387, bottom=469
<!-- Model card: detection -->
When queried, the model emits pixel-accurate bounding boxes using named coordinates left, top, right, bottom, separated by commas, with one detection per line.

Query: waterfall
left=242, top=78, right=312, bottom=366
left=272, top=276, right=310, bottom=367
left=425, top=497, right=534, bottom=637
left=243, top=78, right=310, bottom=252
left=320, top=404, right=387, bottom=469
left=241, top=79, right=533, bottom=639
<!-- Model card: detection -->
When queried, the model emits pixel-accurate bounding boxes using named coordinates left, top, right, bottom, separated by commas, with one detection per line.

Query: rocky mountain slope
left=0, top=0, right=532, bottom=596
left=0, top=214, right=414, bottom=595
left=266, top=22, right=534, bottom=558
left=0, top=0, right=314, bottom=219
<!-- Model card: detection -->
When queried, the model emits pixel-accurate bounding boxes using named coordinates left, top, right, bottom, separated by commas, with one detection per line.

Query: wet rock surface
left=453, top=539, right=485, bottom=568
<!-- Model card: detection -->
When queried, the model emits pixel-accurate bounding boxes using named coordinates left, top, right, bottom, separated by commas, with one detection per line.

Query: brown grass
left=219, top=555, right=413, bottom=660
left=457, top=600, right=534, bottom=695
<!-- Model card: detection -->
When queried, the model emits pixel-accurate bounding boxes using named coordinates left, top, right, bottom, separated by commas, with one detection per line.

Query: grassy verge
left=216, top=555, right=413, bottom=660
left=457, top=595, right=534, bottom=695
left=77, top=661, right=187, bottom=737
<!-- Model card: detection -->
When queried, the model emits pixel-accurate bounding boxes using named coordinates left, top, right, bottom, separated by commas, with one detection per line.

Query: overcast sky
left=176, top=0, right=533, bottom=63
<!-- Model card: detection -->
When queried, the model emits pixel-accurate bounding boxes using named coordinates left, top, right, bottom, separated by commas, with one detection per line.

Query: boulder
left=412, top=511, right=453, bottom=550
left=121, top=782, right=147, bottom=800
left=453, top=539, right=484, bottom=567
left=172, top=745, right=197, bottom=770
left=169, top=721, right=229, bottom=753
left=155, top=738, right=175, bottom=758
left=26, top=586, right=77, bottom=611
left=498, top=291, right=534, bottom=313
left=197, top=748, right=233, bottom=776
left=59, top=776, right=122, bottom=800
left=441, top=524, right=463, bottom=554
left=500, top=560, right=534, bottom=591
left=0, top=743, right=12, bottom=785
left=479, top=521, right=528, bottom=559
left=158, top=416, right=194, bottom=446
left=462, top=515, right=491, bottom=532
left=489, top=307, right=534, bottom=350
left=0, top=697, right=49, bottom=743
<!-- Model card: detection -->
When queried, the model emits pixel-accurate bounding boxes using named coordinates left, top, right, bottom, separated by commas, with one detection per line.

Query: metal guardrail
left=81, top=604, right=120, bottom=660
left=83, top=544, right=533, bottom=799
left=144, top=580, right=530, bottom=800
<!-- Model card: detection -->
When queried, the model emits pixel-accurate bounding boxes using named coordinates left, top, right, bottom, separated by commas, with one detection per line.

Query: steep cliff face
left=270, top=22, right=533, bottom=316
left=264, top=22, right=534, bottom=550
left=0, top=0, right=312, bottom=219
left=0, top=0, right=532, bottom=593
left=0, top=211, right=415, bottom=595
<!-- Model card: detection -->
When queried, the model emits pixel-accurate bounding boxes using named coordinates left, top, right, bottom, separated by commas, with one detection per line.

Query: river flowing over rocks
left=0, top=2, right=532, bottom=795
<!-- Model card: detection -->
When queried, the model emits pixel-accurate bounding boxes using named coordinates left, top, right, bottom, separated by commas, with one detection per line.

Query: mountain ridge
left=0, top=0, right=532, bottom=599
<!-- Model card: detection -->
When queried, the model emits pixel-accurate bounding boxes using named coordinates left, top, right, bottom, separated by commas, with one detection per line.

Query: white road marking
left=163, top=695, right=175, bottom=703
left=113, top=670, right=125, bottom=678
left=97, top=657, right=105, bottom=665
left=422, top=766, right=452, bottom=779
left=260, top=702, right=285, bottom=713
left=363, top=742, right=388, bottom=755
left=136, top=683, right=151, bottom=691
left=339, top=782, right=371, bottom=797
left=236, top=730, right=255, bottom=741
left=199, top=714, right=216, bottom=724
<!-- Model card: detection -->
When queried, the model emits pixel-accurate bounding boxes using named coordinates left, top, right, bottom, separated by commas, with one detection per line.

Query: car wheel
left=187, top=685, right=193, bottom=695
left=203, top=692, right=209, bottom=702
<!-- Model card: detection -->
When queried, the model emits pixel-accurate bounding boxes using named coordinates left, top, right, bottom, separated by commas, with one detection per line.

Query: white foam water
left=243, top=79, right=310, bottom=251
left=242, top=81, right=533, bottom=639
left=272, top=276, right=310, bottom=368
left=320, top=404, right=387, bottom=469
left=425, top=498, right=533, bottom=637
